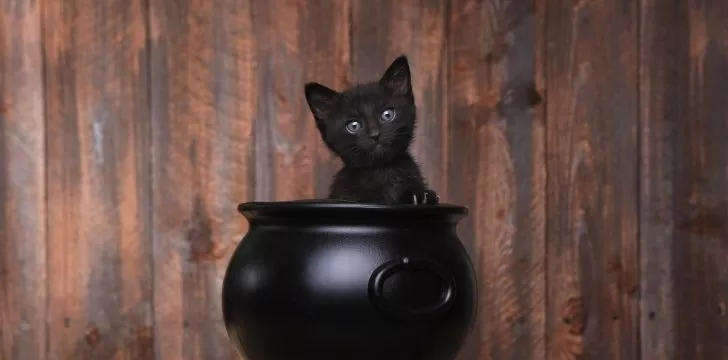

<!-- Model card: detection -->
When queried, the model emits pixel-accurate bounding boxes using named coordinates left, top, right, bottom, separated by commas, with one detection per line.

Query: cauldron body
left=222, top=200, right=477, bottom=360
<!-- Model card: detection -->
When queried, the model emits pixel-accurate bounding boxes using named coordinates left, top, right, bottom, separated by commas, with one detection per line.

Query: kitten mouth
left=370, top=144, right=383, bottom=154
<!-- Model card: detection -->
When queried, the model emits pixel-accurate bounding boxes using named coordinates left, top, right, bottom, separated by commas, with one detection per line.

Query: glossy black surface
left=222, top=200, right=477, bottom=360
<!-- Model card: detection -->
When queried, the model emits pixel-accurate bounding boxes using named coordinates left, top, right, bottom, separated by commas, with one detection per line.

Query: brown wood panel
left=446, top=1, right=482, bottom=356
left=637, top=3, right=682, bottom=358
left=0, top=1, right=47, bottom=359
left=351, top=0, right=448, bottom=194
left=43, top=0, right=154, bottom=359
left=148, top=0, right=255, bottom=358
left=639, top=0, right=728, bottom=359
left=449, top=1, right=546, bottom=359
left=251, top=0, right=351, bottom=201
left=301, top=1, right=351, bottom=198
left=544, top=0, right=640, bottom=359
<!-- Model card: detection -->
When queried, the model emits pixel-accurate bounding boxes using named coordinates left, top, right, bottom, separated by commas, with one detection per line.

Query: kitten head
left=304, top=55, right=416, bottom=168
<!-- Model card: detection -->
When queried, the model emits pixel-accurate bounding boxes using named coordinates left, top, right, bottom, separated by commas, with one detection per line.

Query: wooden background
left=1, top=0, right=727, bottom=359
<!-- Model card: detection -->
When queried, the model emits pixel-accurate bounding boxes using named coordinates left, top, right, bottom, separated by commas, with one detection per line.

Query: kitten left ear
left=304, top=82, right=339, bottom=121
left=379, top=55, right=412, bottom=96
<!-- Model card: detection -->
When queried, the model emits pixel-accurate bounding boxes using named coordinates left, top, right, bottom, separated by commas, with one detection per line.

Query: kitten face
left=305, top=55, right=416, bottom=168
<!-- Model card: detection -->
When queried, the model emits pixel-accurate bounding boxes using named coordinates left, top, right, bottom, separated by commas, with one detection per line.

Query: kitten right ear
left=304, top=82, right=339, bottom=121
left=379, top=55, right=412, bottom=97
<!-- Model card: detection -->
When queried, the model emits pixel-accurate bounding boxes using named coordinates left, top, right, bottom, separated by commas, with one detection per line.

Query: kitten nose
left=369, top=130, right=380, bottom=140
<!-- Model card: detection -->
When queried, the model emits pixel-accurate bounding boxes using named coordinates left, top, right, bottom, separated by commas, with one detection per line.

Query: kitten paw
left=408, top=190, right=440, bottom=205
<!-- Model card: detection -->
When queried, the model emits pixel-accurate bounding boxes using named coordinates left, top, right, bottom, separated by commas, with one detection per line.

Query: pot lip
left=237, top=199, right=468, bottom=216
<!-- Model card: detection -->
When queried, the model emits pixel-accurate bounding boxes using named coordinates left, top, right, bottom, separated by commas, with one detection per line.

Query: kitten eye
left=345, top=120, right=362, bottom=134
left=380, top=108, right=397, bottom=122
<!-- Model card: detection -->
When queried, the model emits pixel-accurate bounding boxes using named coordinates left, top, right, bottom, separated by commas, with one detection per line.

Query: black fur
left=304, top=55, right=439, bottom=205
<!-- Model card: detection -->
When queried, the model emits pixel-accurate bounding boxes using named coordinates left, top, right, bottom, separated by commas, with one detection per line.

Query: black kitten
left=304, top=55, right=438, bottom=205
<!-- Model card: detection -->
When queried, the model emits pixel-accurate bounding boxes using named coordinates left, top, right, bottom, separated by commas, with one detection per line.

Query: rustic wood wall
left=1, top=0, right=727, bottom=359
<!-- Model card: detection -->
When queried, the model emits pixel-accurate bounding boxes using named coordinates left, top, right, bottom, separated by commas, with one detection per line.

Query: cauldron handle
left=367, top=257, right=456, bottom=320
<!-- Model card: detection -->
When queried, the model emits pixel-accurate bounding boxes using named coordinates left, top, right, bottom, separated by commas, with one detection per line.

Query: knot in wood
left=84, top=325, right=101, bottom=347
left=562, top=297, right=587, bottom=335
left=184, top=196, right=217, bottom=262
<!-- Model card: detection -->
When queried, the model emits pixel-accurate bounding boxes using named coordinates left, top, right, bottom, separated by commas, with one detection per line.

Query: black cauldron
left=222, top=200, right=477, bottom=360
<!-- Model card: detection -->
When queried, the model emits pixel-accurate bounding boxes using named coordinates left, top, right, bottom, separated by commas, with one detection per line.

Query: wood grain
left=640, top=0, right=728, bottom=358
left=149, top=0, right=255, bottom=358
left=449, top=0, right=546, bottom=359
left=544, top=0, right=640, bottom=359
left=251, top=0, right=351, bottom=201
left=446, top=1, right=483, bottom=356
left=0, top=1, right=47, bottom=359
left=351, top=0, right=448, bottom=194
left=2, top=1, right=727, bottom=359
left=300, top=1, right=351, bottom=197
left=43, top=0, right=154, bottom=358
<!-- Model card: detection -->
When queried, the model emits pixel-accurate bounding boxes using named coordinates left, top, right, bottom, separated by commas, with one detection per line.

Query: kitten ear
left=304, top=82, right=339, bottom=121
left=379, top=55, right=412, bottom=97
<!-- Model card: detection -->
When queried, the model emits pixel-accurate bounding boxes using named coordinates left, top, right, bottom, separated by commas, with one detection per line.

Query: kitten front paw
left=406, top=189, right=440, bottom=205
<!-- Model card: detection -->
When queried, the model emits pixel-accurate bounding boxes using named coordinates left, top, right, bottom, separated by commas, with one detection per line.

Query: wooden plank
left=251, top=0, right=351, bottom=201
left=638, top=3, right=682, bottom=358
left=43, top=0, right=154, bottom=359
left=449, top=0, right=546, bottom=359
left=148, top=0, right=255, bottom=358
left=351, top=0, right=448, bottom=195
left=302, top=1, right=351, bottom=198
left=446, top=0, right=482, bottom=355
left=0, top=1, right=47, bottom=359
left=639, top=0, right=728, bottom=359
left=544, top=0, right=640, bottom=359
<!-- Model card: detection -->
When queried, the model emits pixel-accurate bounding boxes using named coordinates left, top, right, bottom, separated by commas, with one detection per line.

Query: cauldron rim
left=237, top=199, right=468, bottom=220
